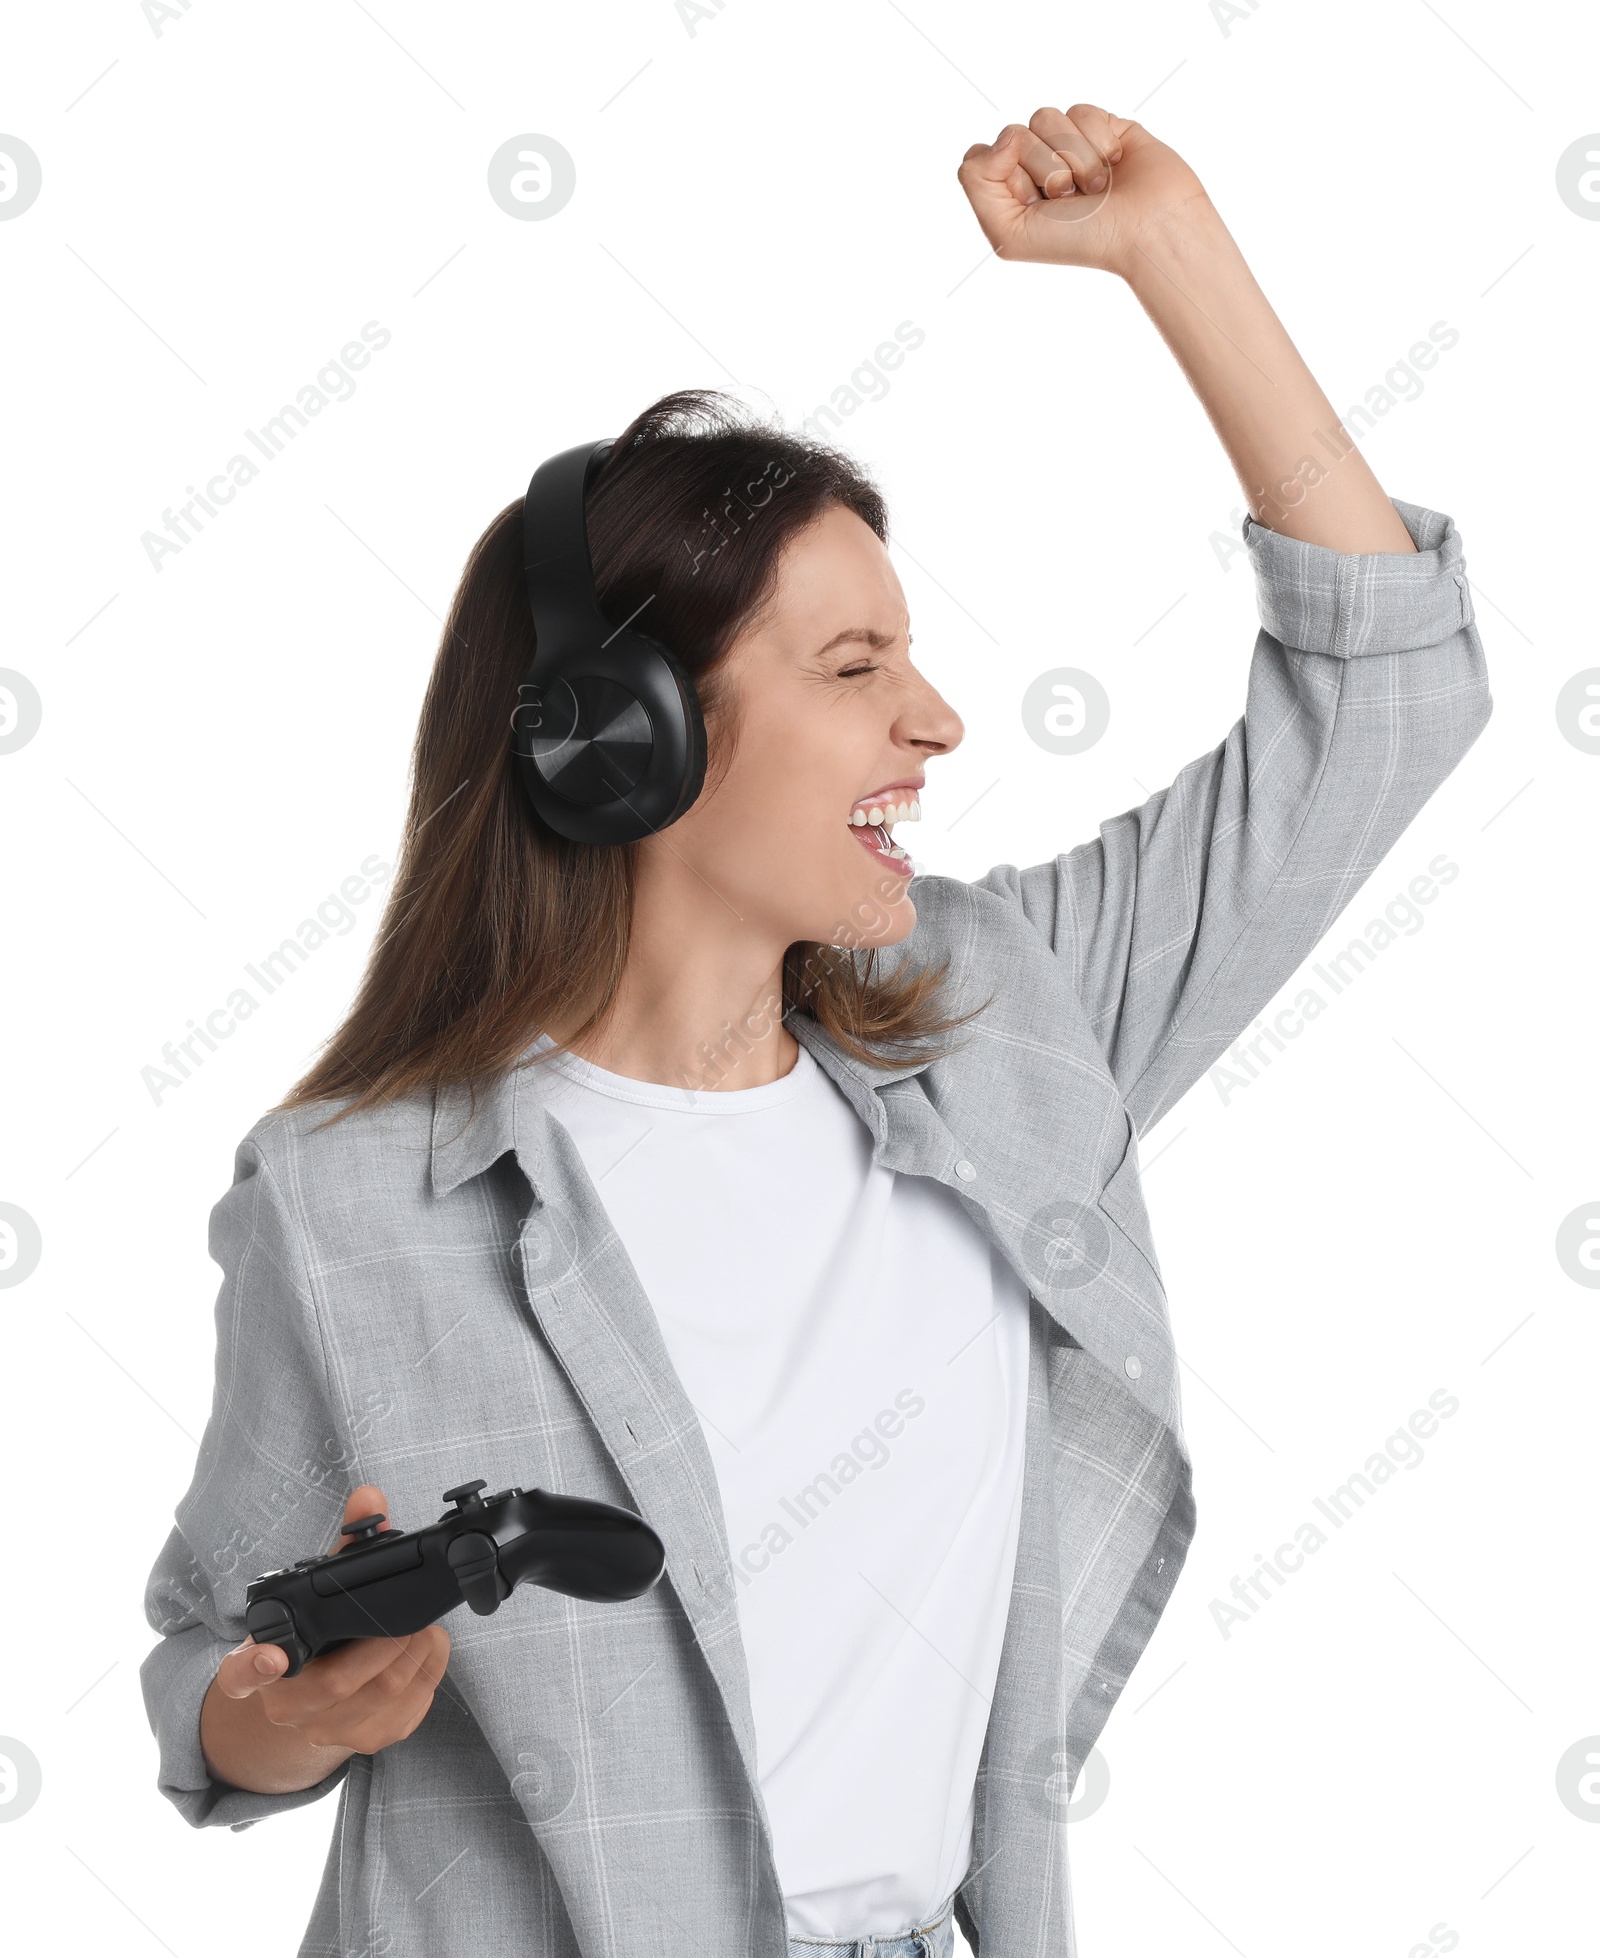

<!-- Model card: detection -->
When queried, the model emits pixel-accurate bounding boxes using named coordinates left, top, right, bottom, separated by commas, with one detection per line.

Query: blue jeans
left=786, top=1891, right=957, bottom=1958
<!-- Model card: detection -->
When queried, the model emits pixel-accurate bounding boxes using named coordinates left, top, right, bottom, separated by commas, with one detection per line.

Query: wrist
left=1115, top=192, right=1236, bottom=291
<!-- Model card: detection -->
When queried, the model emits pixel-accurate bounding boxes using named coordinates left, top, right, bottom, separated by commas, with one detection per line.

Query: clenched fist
left=957, top=103, right=1213, bottom=276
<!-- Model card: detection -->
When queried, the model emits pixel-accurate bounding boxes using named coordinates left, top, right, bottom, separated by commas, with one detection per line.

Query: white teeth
left=849, top=794, right=922, bottom=827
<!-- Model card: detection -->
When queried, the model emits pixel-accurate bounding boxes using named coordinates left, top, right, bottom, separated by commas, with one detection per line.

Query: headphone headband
left=521, top=440, right=615, bottom=665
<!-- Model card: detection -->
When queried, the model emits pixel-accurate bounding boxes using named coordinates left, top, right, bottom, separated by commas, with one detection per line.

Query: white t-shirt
left=536, top=1038, right=1032, bottom=1940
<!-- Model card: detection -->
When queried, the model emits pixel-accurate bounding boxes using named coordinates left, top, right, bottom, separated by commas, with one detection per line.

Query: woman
left=141, top=104, right=1490, bottom=1958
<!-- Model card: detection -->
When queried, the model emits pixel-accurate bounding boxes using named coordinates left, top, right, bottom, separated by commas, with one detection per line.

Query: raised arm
left=959, top=105, right=1491, bottom=1132
left=958, top=104, right=1416, bottom=556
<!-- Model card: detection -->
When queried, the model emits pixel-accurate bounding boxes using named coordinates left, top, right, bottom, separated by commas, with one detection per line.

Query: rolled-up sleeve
left=977, top=499, right=1492, bottom=1134
left=139, top=1129, right=354, bottom=1830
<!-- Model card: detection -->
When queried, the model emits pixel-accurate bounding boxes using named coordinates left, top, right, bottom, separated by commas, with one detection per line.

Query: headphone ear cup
left=512, top=629, right=706, bottom=846
left=517, top=438, right=709, bottom=846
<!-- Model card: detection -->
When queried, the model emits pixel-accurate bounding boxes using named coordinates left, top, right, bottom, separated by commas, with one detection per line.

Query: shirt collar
left=428, top=1017, right=935, bottom=1199
left=428, top=1050, right=534, bottom=1199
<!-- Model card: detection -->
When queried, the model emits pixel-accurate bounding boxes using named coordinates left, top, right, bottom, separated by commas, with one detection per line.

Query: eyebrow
left=813, top=625, right=912, bottom=657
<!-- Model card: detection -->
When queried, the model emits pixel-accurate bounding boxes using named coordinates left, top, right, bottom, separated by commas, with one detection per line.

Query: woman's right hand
left=204, top=1486, right=451, bottom=1779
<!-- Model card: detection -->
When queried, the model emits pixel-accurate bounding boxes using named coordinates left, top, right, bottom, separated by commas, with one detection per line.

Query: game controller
left=244, top=1478, right=666, bottom=1676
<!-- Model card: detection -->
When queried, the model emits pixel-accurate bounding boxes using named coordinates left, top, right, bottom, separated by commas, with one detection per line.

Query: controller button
left=442, top=1478, right=489, bottom=1510
left=339, top=1513, right=387, bottom=1548
left=448, top=1530, right=505, bottom=1616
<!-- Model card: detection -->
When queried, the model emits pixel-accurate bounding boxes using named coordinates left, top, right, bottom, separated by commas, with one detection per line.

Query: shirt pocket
left=1096, top=1108, right=1165, bottom=1293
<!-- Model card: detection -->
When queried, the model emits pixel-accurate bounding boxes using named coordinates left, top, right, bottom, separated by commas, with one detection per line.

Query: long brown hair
left=276, top=388, right=977, bottom=1125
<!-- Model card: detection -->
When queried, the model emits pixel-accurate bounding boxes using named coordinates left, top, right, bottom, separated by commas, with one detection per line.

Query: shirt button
left=1124, top=1355, right=1143, bottom=1379
left=953, top=1159, right=977, bottom=1182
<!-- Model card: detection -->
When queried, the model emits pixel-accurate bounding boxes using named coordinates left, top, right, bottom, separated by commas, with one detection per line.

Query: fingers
left=1042, top=103, right=1128, bottom=163
left=278, top=1628, right=452, bottom=1753
left=216, top=1635, right=289, bottom=1700
left=960, top=105, right=1134, bottom=205
left=259, top=1627, right=418, bottom=1725
left=1005, top=162, right=1042, bottom=208
left=956, top=126, right=1041, bottom=247
left=407, top=1623, right=452, bottom=1689
left=219, top=1487, right=402, bottom=1705
left=958, top=124, right=1029, bottom=186
left=219, top=1485, right=422, bottom=1732
left=1024, top=103, right=1127, bottom=198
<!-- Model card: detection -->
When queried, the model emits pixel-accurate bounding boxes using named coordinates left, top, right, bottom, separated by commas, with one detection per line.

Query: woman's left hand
left=957, top=104, right=1214, bottom=278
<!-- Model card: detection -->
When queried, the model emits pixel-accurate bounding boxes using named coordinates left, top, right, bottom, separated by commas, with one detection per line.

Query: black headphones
left=513, top=439, right=707, bottom=845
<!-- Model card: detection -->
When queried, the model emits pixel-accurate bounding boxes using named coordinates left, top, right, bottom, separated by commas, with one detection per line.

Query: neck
left=555, top=855, right=799, bottom=1093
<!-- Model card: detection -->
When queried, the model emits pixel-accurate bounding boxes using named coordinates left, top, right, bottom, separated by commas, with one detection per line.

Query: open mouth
left=848, top=786, right=921, bottom=875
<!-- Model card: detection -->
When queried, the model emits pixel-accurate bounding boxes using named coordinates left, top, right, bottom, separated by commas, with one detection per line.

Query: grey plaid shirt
left=140, top=499, right=1490, bottom=1956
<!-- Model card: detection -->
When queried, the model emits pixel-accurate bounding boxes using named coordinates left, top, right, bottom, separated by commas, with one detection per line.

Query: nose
left=899, top=669, right=964, bottom=758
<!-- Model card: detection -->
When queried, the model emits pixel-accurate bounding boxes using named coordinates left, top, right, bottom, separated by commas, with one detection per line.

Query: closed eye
left=814, top=626, right=912, bottom=681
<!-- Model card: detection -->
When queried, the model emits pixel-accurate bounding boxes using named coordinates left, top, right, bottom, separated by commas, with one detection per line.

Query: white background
left=2, top=1, right=1596, bottom=1953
